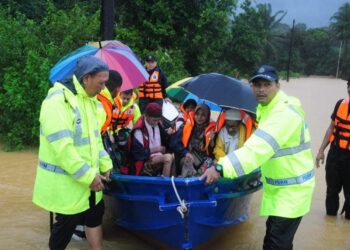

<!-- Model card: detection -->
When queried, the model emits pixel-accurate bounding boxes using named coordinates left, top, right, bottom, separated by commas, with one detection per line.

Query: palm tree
left=256, top=3, right=287, bottom=64
left=330, top=3, right=350, bottom=78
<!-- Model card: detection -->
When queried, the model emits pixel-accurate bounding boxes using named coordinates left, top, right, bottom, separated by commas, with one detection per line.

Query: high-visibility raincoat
left=218, top=91, right=315, bottom=218
left=33, top=76, right=112, bottom=214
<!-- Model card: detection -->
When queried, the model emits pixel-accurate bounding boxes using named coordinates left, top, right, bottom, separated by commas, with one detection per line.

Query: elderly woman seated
left=173, top=104, right=217, bottom=177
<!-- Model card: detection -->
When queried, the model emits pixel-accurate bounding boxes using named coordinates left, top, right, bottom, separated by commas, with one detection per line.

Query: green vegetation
left=0, top=0, right=349, bottom=149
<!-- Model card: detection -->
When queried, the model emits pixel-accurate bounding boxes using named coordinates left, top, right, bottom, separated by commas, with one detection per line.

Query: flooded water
left=1, top=77, right=349, bottom=250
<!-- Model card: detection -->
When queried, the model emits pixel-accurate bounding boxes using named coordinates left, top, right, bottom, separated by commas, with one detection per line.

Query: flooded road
left=1, top=77, right=349, bottom=249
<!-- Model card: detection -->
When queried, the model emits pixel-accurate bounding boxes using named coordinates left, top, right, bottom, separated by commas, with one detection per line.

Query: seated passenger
left=129, top=103, right=175, bottom=176
left=174, top=98, right=197, bottom=132
left=113, top=89, right=141, bottom=130
left=214, top=109, right=255, bottom=161
left=176, top=104, right=216, bottom=177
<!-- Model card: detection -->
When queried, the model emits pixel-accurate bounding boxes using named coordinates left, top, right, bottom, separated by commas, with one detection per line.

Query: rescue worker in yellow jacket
left=33, top=56, right=112, bottom=250
left=316, top=79, right=350, bottom=219
left=201, top=65, right=315, bottom=250
left=138, top=55, right=170, bottom=113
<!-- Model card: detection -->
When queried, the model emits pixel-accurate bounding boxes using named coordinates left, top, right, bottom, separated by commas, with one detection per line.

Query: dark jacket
left=129, top=116, right=186, bottom=175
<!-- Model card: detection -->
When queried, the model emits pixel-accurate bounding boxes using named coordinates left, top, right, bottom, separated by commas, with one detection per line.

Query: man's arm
left=316, top=121, right=334, bottom=168
left=316, top=99, right=342, bottom=168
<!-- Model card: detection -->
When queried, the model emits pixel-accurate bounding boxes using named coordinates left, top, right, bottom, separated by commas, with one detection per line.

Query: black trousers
left=49, top=193, right=104, bottom=250
left=325, top=145, right=350, bottom=217
left=263, top=216, right=302, bottom=250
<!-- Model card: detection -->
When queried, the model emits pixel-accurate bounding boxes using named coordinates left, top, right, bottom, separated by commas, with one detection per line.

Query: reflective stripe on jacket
left=218, top=91, right=315, bottom=218
left=138, top=70, right=164, bottom=99
left=330, top=97, right=350, bottom=150
left=33, top=76, right=112, bottom=214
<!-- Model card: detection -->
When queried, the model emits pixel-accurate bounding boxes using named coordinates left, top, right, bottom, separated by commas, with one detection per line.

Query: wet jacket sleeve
left=98, top=134, right=113, bottom=174
left=218, top=107, right=302, bottom=178
left=132, top=104, right=141, bottom=124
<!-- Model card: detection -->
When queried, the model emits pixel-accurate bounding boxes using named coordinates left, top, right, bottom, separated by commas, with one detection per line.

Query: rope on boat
left=171, top=176, right=188, bottom=219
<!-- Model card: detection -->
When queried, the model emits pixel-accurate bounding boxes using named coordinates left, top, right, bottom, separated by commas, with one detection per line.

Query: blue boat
left=106, top=170, right=262, bottom=249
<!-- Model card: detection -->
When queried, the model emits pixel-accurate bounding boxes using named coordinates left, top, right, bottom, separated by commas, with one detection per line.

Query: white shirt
left=218, top=126, right=239, bottom=153
left=134, top=119, right=162, bottom=157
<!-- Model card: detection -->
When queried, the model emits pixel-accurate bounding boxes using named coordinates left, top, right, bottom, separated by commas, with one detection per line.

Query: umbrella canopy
left=180, top=73, right=258, bottom=113
left=166, top=77, right=192, bottom=102
left=166, top=77, right=221, bottom=111
left=49, top=40, right=149, bottom=91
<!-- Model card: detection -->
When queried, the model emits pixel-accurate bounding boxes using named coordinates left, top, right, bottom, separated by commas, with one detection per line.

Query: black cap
left=249, top=65, right=278, bottom=82
left=145, top=55, right=156, bottom=62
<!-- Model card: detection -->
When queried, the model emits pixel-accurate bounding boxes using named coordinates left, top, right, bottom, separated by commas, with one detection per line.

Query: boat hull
left=107, top=171, right=261, bottom=249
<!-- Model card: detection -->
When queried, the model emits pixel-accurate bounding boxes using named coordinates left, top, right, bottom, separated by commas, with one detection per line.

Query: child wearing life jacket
left=176, top=99, right=197, bottom=130
left=113, top=89, right=141, bottom=130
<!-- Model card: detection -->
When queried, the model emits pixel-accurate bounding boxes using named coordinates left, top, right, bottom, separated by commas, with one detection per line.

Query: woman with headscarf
left=173, top=104, right=217, bottom=177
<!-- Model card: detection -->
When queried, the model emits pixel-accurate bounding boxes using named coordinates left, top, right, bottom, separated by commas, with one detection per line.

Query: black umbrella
left=180, top=73, right=258, bottom=113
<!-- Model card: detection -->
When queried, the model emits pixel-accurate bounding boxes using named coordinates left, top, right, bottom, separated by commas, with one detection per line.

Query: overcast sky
left=251, top=0, right=348, bottom=28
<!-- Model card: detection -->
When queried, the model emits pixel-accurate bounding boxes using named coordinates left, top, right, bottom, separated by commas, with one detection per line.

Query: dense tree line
left=0, top=0, right=349, bottom=149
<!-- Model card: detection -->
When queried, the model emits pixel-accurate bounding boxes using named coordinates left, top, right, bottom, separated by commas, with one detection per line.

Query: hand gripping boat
left=105, top=170, right=262, bottom=249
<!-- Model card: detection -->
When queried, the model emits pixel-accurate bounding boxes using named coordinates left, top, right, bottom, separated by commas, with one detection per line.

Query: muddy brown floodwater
left=1, top=77, right=349, bottom=250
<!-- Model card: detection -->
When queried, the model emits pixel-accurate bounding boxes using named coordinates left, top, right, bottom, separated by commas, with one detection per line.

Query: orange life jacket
left=182, top=112, right=216, bottom=155
left=173, top=104, right=191, bottom=132
left=113, top=98, right=136, bottom=129
left=330, top=97, right=350, bottom=150
left=179, top=104, right=191, bottom=122
left=138, top=70, right=164, bottom=99
left=215, top=110, right=255, bottom=139
left=97, top=93, right=118, bottom=134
